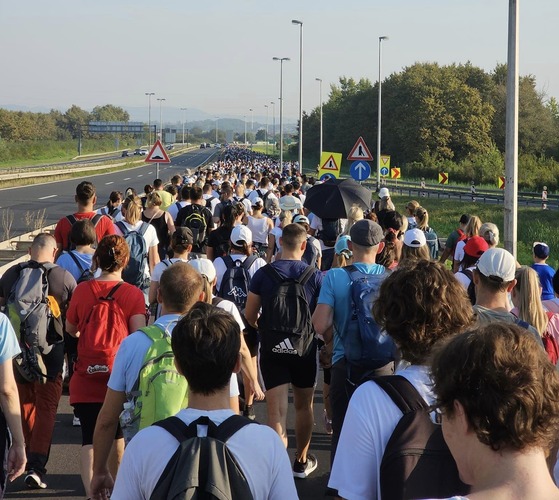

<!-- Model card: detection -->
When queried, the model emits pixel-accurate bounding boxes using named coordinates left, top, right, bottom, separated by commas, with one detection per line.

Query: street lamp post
left=271, top=101, right=276, bottom=151
left=156, top=98, right=166, bottom=179
left=215, top=117, right=219, bottom=144
left=180, top=107, right=187, bottom=145
left=244, top=116, right=247, bottom=146
left=376, top=36, right=389, bottom=191
left=292, top=20, right=303, bottom=174
left=316, top=78, right=323, bottom=160
left=145, top=92, right=155, bottom=147
left=249, top=108, right=254, bottom=137
left=264, top=104, right=269, bottom=155
left=273, top=57, right=290, bottom=168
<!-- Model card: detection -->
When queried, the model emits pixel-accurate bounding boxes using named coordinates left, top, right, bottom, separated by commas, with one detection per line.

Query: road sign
left=380, top=167, right=389, bottom=177
left=350, top=161, right=371, bottom=181
left=498, top=176, right=505, bottom=189
left=391, top=167, right=401, bottom=179
left=438, top=172, right=449, bottom=185
left=380, top=155, right=391, bottom=169
left=319, top=173, right=335, bottom=182
left=318, top=152, right=342, bottom=179
left=145, top=140, right=171, bottom=163
left=348, top=136, right=373, bottom=161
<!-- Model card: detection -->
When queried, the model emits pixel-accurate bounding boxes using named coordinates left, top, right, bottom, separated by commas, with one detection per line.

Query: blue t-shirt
left=317, top=263, right=386, bottom=365
left=532, top=263, right=555, bottom=301
left=0, top=313, right=20, bottom=364
left=249, top=260, right=323, bottom=312
left=56, top=251, right=94, bottom=283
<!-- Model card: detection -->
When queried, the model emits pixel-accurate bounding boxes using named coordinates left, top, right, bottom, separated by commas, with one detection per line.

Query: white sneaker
left=72, top=416, right=81, bottom=427
left=24, top=471, right=47, bottom=489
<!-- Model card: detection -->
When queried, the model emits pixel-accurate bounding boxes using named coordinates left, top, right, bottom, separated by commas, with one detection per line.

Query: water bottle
left=119, top=401, right=136, bottom=444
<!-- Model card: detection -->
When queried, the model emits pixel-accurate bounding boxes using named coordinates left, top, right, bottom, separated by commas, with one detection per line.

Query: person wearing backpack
left=245, top=223, right=323, bottom=479
left=175, top=186, right=214, bottom=257
left=65, top=235, right=146, bottom=499
left=312, top=219, right=394, bottom=469
left=54, top=181, right=116, bottom=257
left=90, top=263, right=205, bottom=499
left=55, top=219, right=97, bottom=284
left=454, top=236, right=489, bottom=306
left=97, top=191, right=124, bottom=222
left=206, top=203, right=245, bottom=261
left=329, top=260, right=475, bottom=500
left=309, top=214, right=345, bottom=271
left=439, top=213, right=470, bottom=265
left=110, top=302, right=296, bottom=500
left=293, top=214, right=321, bottom=269
left=114, top=194, right=160, bottom=295
left=0, top=233, right=76, bottom=490
left=414, top=206, right=440, bottom=261
left=431, top=322, right=559, bottom=500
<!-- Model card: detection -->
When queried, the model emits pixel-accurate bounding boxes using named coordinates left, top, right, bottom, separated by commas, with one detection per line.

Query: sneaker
left=243, top=405, right=256, bottom=421
left=323, top=409, right=333, bottom=435
left=293, top=453, right=318, bottom=479
left=72, top=416, right=81, bottom=427
left=24, top=471, right=47, bottom=489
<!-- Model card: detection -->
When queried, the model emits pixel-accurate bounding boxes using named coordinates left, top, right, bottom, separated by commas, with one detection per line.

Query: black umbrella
left=303, top=178, right=372, bottom=219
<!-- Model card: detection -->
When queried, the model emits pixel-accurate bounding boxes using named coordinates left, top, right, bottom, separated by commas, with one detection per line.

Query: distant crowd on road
left=0, top=146, right=557, bottom=499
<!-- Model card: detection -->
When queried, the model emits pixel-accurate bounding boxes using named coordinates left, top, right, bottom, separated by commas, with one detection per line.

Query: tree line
left=300, top=62, right=559, bottom=190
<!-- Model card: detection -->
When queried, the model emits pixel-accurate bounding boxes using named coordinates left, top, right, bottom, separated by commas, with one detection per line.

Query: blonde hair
left=406, top=200, right=419, bottom=216
left=342, top=205, right=364, bottom=236
left=279, top=210, right=293, bottom=227
left=414, top=206, right=430, bottom=231
left=480, top=222, right=499, bottom=247
left=146, top=191, right=162, bottom=208
left=465, top=215, right=482, bottom=238
left=122, top=195, right=143, bottom=225
left=514, top=266, right=548, bottom=336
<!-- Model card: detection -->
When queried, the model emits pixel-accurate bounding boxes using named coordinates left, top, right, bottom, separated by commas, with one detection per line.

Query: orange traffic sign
left=348, top=136, right=373, bottom=161
left=438, top=172, right=448, bottom=185
left=391, top=167, right=401, bottom=179
left=145, top=140, right=171, bottom=163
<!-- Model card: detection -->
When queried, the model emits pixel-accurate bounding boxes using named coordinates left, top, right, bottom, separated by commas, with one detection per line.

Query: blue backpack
left=116, top=221, right=150, bottom=289
left=343, top=265, right=396, bottom=380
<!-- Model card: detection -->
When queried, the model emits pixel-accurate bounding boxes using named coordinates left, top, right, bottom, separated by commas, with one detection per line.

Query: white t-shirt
left=114, top=220, right=159, bottom=278
left=455, top=266, right=474, bottom=290
left=151, top=257, right=189, bottom=284
left=453, top=239, right=466, bottom=266
left=213, top=254, right=267, bottom=292
left=111, top=407, right=297, bottom=500
left=329, top=365, right=434, bottom=500
left=167, top=201, right=190, bottom=222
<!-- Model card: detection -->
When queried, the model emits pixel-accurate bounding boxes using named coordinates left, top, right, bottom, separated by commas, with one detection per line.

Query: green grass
left=390, top=195, right=559, bottom=268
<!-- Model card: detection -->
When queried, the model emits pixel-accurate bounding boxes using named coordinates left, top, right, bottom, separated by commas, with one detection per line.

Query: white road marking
left=38, top=195, right=57, bottom=200
left=148, top=172, right=153, bottom=175
left=105, top=181, right=114, bottom=185
left=124, top=177, right=131, bottom=181
left=138, top=174, right=143, bottom=177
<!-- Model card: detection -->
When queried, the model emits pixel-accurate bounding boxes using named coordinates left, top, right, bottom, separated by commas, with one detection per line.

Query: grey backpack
left=150, top=415, right=255, bottom=500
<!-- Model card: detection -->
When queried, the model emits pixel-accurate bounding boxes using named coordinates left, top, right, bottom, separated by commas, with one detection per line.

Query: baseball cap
left=464, top=235, right=489, bottom=258
left=293, top=214, right=309, bottom=225
left=334, top=235, right=352, bottom=257
left=476, top=247, right=516, bottom=282
left=378, top=187, right=390, bottom=199
left=188, top=258, right=216, bottom=283
left=403, top=228, right=427, bottom=248
left=533, top=242, right=550, bottom=259
left=252, top=196, right=264, bottom=207
left=230, top=225, right=252, bottom=245
left=350, top=219, right=383, bottom=247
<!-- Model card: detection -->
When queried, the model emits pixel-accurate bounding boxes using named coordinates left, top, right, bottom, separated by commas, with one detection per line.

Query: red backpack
left=544, top=312, right=559, bottom=366
left=74, top=281, right=129, bottom=381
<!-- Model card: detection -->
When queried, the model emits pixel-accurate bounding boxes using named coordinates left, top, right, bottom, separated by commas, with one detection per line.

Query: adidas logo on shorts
left=272, top=338, right=298, bottom=355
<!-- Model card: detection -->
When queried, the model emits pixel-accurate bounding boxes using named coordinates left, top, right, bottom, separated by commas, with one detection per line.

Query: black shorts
left=73, top=402, right=123, bottom=446
left=259, top=343, right=317, bottom=391
left=243, top=324, right=259, bottom=357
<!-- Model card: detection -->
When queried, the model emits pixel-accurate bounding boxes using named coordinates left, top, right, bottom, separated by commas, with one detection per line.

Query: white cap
left=379, top=187, right=390, bottom=199
left=293, top=214, right=309, bottom=225
left=403, top=228, right=427, bottom=248
left=188, top=258, right=217, bottom=283
left=252, top=197, right=264, bottom=207
left=476, top=247, right=516, bottom=282
left=230, top=225, right=252, bottom=245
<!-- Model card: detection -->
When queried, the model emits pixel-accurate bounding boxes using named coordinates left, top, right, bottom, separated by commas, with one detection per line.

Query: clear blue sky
left=1, top=0, right=557, bottom=122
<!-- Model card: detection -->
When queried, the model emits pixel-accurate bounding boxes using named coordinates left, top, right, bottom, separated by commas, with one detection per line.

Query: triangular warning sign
left=322, top=155, right=339, bottom=171
left=348, top=136, right=373, bottom=161
left=145, top=140, right=171, bottom=163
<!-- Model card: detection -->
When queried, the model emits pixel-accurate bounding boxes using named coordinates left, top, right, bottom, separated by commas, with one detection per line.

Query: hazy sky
left=2, top=0, right=558, bottom=122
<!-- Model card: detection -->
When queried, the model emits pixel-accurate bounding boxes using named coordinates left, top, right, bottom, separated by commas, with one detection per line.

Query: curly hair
left=431, top=322, right=559, bottom=453
left=372, top=260, right=474, bottom=364
left=93, top=235, right=129, bottom=273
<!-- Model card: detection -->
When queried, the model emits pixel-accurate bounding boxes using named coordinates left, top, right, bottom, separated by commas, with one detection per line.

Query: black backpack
left=459, top=269, right=476, bottom=305
left=375, top=375, right=469, bottom=500
left=182, top=205, right=208, bottom=247
left=302, top=236, right=319, bottom=269
left=258, top=264, right=316, bottom=357
left=67, top=251, right=95, bottom=284
left=218, top=255, right=258, bottom=312
left=317, top=218, right=342, bottom=247
left=65, top=213, right=103, bottom=251
left=151, top=415, right=255, bottom=500
left=256, top=189, right=272, bottom=214
left=205, top=196, right=216, bottom=210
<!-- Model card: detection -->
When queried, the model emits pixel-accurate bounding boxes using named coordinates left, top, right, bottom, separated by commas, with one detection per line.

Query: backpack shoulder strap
left=297, top=265, right=315, bottom=286
left=66, top=214, right=77, bottom=226
left=212, top=296, right=224, bottom=307
left=115, top=221, right=128, bottom=235
left=91, top=213, right=103, bottom=227
left=68, top=251, right=85, bottom=273
left=105, top=282, right=124, bottom=300
left=139, top=324, right=166, bottom=341
left=213, top=414, right=256, bottom=442
left=138, top=222, right=150, bottom=236
left=262, top=263, right=283, bottom=284
left=223, top=255, right=234, bottom=269
left=373, top=375, right=429, bottom=414
left=162, top=259, right=172, bottom=268
left=461, top=269, right=473, bottom=280
left=242, top=254, right=258, bottom=271
left=153, top=415, right=198, bottom=442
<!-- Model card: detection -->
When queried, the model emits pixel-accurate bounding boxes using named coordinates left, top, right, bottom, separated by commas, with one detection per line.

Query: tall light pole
left=215, top=117, right=219, bottom=144
left=504, top=0, right=519, bottom=257
left=157, top=98, right=166, bottom=143
left=376, top=36, right=389, bottom=191
left=273, top=56, right=290, bottom=167
left=180, top=107, right=187, bottom=145
left=249, top=108, right=254, bottom=138
left=271, top=101, right=276, bottom=151
left=316, top=78, right=323, bottom=160
left=145, top=92, right=155, bottom=147
left=264, top=104, right=269, bottom=155
left=292, top=20, right=303, bottom=174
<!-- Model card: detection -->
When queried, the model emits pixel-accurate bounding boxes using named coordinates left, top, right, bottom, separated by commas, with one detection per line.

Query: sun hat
left=378, top=187, right=390, bottom=199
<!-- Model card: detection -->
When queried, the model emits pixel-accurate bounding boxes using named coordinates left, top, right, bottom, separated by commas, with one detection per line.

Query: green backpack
left=124, top=325, right=188, bottom=442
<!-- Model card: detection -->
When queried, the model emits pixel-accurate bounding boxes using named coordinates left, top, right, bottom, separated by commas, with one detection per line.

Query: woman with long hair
left=414, top=206, right=439, bottom=260
left=206, top=202, right=245, bottom=261
left=340, top=205, right=364, bottom=237
left=267, top=210, right=292, bottom=262
left=400, top=228, right=431, bottom=265
left=66, top=235, right=146, bottom=499
left=141, top=192, right=175, bottom=261
left=453, top=215, right=482, bottom=272
left=245, top=197, right=274, bottom=259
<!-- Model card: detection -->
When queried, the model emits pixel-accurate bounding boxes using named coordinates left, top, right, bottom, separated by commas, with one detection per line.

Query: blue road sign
left=380, top=166, right=389, bottom=177
left=320, top=173, right=335, bottom=182
left=350, top=161, right=371, bottom=181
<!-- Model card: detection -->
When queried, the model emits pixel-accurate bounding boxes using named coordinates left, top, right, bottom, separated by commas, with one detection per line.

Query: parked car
left=121, top=150, right=131, bottom=157
left=205, top=143, right=211, bottom=148
left=134, top=148, right=148, bottom=155
left=165, top=144, right=174, bottom=150
left=200, top=143, right=206, bottom=149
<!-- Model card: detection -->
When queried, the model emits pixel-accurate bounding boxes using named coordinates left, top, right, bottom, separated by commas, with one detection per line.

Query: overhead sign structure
left=391, top=167, right=401, bottom=179
left=350, top=161, right=371, bottom=182
left=318, top=152, right=342, bottom=179
left=380, top=166, right=389, bottom=177
left=438, top=172, right=449, bottom=185
left=145, top=140, right=171, bottom=163
left=498, top=176, right=505, bottom=190
left=348, top=136, right=373, bottom=161
left=380, top=155, right=391, bottom=169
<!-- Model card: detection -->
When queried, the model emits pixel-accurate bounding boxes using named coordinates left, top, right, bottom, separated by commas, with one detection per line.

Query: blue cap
left=334, top=235, right=352, bottom=257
